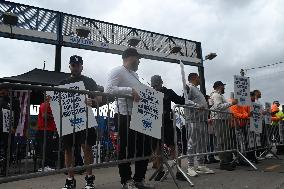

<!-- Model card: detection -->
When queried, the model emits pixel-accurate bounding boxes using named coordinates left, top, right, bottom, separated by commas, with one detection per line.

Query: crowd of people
left=0, top=48, right=284, bottom=189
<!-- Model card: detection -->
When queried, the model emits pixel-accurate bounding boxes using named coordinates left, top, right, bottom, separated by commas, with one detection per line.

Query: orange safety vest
left=230, top=105, right=249, bottom=127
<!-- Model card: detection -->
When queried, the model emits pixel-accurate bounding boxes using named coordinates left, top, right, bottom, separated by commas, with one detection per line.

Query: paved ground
left=2, top=156, right=284, bottom=189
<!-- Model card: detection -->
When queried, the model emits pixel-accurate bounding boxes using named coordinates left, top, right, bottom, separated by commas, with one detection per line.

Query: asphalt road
left=1, top=156, right=284, bottom=189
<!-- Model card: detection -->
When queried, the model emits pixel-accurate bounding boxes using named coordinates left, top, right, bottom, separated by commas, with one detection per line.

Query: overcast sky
left=1, top=0, right=284, bottom=105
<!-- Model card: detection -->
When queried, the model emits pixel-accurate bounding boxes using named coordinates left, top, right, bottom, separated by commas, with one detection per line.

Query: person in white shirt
left=185, top=73, right=214, bottom=177
left=209, top=81, right=238, bottom=171
left=105, top=48, right=154, bottom=189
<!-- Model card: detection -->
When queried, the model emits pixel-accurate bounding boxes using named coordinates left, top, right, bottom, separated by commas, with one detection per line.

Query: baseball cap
left=151, top=75, right=163, bottom=87
left=69, top=55, right=83, bottom=65
left=273, top=100, right=280, bottom=104
left=122, top=48, right=140, bottom=59
left=213, top=81, right=226, bottom=89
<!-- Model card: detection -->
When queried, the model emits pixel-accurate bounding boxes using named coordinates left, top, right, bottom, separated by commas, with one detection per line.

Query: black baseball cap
left=213, top=81, right=226, bottom=89
left=69, top=55, right=83, bottom=65
left=122, top=48, right=140, bottom=59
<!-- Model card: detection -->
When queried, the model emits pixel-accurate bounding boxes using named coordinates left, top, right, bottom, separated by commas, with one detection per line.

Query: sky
left=1, top=0, right=284, bottom=105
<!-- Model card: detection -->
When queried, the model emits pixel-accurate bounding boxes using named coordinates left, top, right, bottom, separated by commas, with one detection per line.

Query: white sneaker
left=38, top=166, right=55, bottom=172
left=265, top=153, right=273, bottom=159
left=187, top=166, right=198, bottom=177
left=44, top=166, right=55, bottom=171
left=37, top=168, right=43, bottom=172
left=195, top=166, right=214, bottom=174
left=122, top=180, right=138, bottom=189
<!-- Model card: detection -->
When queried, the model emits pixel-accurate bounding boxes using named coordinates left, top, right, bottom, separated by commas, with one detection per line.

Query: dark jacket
left=160, top=87, right=185, bottom=123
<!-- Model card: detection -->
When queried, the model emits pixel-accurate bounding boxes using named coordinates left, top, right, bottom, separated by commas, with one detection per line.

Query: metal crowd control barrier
left=258, top=120, right=284, bottom=160
left=0, top=82, right=177, bottom=187
left=157, top=104, right=259, bottom=187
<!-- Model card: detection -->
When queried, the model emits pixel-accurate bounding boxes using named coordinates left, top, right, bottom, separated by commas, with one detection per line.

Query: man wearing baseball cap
left=209, top=81, right=238, bottom=171
left=61, top=55, right=102, bottom=189
left=106, top=48, right=154, bottom=189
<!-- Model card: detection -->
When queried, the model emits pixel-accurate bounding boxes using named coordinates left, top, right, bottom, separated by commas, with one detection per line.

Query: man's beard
left=130, top=63, right=138, bottom=72
left=71, top=71, right=81, bottom=77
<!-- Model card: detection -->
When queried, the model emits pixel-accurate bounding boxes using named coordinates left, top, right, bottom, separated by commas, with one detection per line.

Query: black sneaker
left=62, top=178, right=76, bottom=189
left=154, top=170, right=165, bottom=181
left=176, top=171, right=187, bottom=181
left=85, top=175, right=95, bottom=189
left=208, top=158, right=220, bottom=163
left=135, top=179, right=155, bottom=189
left=237, top=161, right=249, bottom=166
left=204, top=158, right=210, bottom=164
left=220, top=163, right=235, bottom=171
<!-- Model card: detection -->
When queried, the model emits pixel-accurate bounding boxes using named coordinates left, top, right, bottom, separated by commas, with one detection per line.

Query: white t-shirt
left=105, top=66, right=141, bottom=115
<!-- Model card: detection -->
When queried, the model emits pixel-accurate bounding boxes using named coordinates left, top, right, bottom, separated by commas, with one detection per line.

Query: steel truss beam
left=0, top=1, right=203, bottom=67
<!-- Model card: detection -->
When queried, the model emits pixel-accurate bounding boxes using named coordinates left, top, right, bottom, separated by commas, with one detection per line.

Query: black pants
left=115, top=114, right=152, bottom=184
left=207, top=134, right=216, bottom=160
left=176, top=126, right=187, bottom=155
left=215, top=120, right=236, bottom=164
left=74, top=143, right=84, bottom=166
left=0, top=132, right=14, bottom=173
left=35, top=130, right=57, bottom=168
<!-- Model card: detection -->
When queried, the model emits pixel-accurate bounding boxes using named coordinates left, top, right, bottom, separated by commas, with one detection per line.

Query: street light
left=76, top=26, right=91, bottom=38
left=3, top=12, right=18, bottom=26
left=204, top=52, right=217, bottom=61
left=200, top=52, right=217, bottom=95
left=127, top=36, right=141, bottom=47
left=169, top=46, right=217, bottom=95
left=169, top=45, right=182, bottom=55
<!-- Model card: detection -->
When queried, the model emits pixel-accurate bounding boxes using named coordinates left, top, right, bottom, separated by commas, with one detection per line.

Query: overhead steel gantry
left=0, top=1, right=206, bottom=94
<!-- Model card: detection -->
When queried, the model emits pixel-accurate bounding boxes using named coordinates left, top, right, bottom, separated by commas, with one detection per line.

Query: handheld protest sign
left=234, top=75, right=250, bottom=105
left=250, top=102, right=262, bottom=134
left=130, top=84, right=163, bottom=139
left=2, top=108, right=14, bottom=133
left=47, top=81, right=97, bottom=136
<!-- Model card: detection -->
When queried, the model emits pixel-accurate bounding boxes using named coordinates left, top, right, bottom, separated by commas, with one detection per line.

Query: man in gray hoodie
left=185, top=73, right=214, bottom=177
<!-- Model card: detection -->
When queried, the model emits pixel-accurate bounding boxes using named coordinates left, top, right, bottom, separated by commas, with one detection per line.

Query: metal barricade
left=0, top=82, right=165, bottom=187
left=161, top=104, right=259, bottom=187
left=232, top=119, right=272, bottom=163
left=259, top=120, right=284, bottom=159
